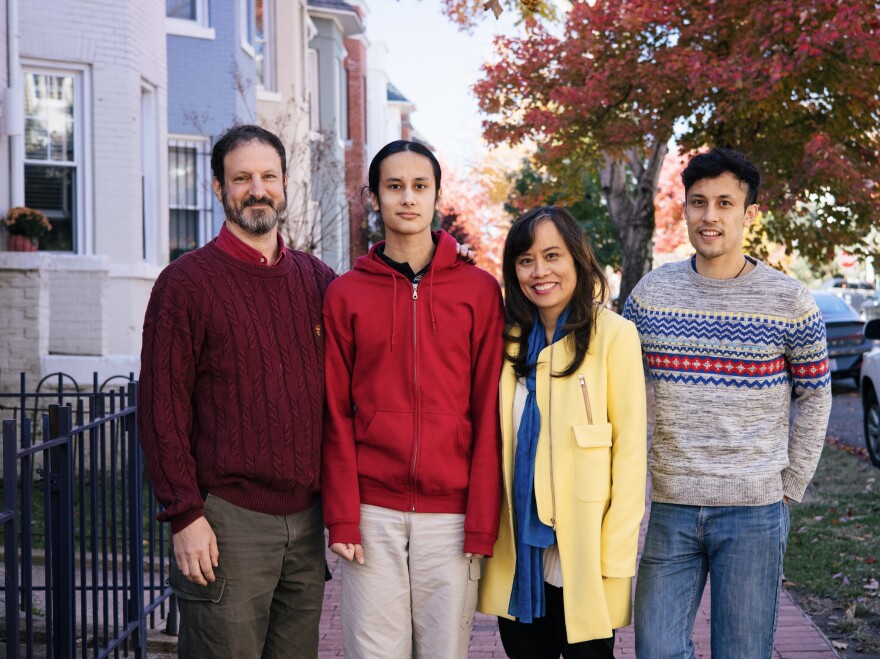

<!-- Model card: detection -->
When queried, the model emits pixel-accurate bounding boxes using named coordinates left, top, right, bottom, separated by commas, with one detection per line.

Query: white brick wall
left=47, top=255, right=109, bottom=356
left=0, top=1, right=169, bottom=385
left=0, top=253, right=51, bottom=382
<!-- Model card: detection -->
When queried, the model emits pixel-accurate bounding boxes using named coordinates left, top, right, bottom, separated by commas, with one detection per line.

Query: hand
left=456, top=243, right=476, bottom=263
left=783, top=496, right=790, bottom=505
left=465, top=552, right=485, bottom=559
left=173, top=517, right=219, bottom=586
left=330, top=542, right=365, bottom=564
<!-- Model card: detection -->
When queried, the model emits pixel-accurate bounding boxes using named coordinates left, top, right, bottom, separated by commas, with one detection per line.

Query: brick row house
left=0, top=0, right=421, bottom=389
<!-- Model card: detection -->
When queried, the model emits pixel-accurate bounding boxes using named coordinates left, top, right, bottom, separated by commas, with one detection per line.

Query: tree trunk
left=599, top=140, right=668, bottom=308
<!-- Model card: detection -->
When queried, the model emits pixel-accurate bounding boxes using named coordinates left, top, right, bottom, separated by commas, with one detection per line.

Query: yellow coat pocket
left=572, top=423, right=612, bottom=502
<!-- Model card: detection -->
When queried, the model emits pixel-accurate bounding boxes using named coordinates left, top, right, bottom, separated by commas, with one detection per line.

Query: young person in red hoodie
left=322, top=141, right=505, bottom=658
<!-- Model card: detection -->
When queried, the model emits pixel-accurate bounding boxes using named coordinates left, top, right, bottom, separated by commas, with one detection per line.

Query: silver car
left=860, top=319, right=880, bottom=467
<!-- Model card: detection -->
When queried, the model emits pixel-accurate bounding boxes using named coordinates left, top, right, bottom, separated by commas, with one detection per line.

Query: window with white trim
left=240, top=0, right=275, bottom=90
left=166, top=0, right=209, bottom=23
left=168, top=137, right=212, bottom=261
left=23, top=69, right=85, bottom=252
left=166, top=0, right=214, bottom=39
left=255, top=0, right=275, bottom=91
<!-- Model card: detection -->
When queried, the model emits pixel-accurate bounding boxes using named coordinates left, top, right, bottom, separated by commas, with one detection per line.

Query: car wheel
left=865, top=390, right=880, bottom=468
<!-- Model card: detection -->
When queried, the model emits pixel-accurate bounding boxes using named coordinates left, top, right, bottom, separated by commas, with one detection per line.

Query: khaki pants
left=340, top=504, right=480, bottom=659
left=169, top=495, right=325, bottom=659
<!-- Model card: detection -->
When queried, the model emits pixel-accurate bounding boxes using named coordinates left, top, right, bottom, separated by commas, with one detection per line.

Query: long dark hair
left=502, top=206, right=608, bottom=379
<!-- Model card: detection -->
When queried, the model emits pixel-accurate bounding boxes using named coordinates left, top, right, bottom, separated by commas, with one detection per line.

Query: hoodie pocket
left=418, top=412, right=470, bottom=496
left=358, top=410, right=412, bottom=492
left=572, top=423, right=612, bottom=502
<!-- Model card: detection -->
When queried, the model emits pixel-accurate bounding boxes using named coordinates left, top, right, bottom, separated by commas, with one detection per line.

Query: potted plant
left=3, top=206, right=51, bottom=252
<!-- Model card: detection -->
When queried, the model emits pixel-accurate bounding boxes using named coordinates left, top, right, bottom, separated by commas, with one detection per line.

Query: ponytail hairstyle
left=365, top=140, right=442, bottom=208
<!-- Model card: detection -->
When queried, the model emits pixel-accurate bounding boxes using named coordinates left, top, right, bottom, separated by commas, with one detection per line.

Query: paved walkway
left=318, top=496, right=838, bottom=658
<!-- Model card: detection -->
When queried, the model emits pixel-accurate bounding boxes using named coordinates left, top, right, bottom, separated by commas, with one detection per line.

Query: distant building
left=0, top=0, right=168, bottom=384
left=386, top=82, right=416, bottom=143
left=0, top=0, right=423, bottom=389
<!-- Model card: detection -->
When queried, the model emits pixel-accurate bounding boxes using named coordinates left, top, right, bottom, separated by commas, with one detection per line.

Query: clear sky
left=363, top=0, right=520, bottom=169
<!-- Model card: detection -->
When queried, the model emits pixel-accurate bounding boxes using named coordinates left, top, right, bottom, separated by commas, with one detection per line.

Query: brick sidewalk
left=318, top=504, right=838, bottom=658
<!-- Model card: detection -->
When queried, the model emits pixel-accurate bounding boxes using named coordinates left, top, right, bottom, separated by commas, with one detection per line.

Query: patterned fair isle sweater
left=623, top=258, right=832, bottom=505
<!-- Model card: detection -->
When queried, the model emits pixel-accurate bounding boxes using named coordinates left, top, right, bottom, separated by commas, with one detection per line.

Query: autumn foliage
left=653, top=150, right=688, bottom=256
left=474, top=0, right=880, bottom=271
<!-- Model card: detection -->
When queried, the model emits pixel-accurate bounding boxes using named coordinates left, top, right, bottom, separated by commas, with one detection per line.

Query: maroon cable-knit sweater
left=138, top=239, right=336, bottom=533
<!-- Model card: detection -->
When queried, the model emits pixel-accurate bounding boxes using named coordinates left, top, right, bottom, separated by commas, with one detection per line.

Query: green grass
left=785, top=442, right=880, bottom=653
left=787, top=446, right=879, bottom=598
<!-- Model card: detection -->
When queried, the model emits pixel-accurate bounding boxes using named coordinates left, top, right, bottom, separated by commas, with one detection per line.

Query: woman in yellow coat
left=478, top=206, right=647, bottom=658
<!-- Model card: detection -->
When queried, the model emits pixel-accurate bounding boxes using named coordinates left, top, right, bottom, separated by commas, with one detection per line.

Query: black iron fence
left=0, top=373, right=176, bottom=658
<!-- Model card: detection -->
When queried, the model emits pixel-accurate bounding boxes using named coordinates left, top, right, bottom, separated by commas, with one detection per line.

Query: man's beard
left=222, top=191, right=286, bottom=236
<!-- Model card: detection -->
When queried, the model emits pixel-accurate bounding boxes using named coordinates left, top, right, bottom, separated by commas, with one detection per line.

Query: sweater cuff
left=327, top=522, right=362, bottom=547
left=464, top=531, right=497, bottom=557
left=170, top=507, right=205, bottom=535
left=782, top=469, right=810, bottom=503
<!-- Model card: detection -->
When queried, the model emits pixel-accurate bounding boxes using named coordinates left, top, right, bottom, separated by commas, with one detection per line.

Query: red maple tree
left=473, top=0, right=880, bottom=303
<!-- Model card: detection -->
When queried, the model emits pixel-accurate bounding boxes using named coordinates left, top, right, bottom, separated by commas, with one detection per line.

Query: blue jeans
left=634, top=501, right=790, bottom=659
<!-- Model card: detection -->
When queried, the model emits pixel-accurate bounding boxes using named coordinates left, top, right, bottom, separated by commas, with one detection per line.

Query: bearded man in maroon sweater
left=138, top=125, right=336, bottom=658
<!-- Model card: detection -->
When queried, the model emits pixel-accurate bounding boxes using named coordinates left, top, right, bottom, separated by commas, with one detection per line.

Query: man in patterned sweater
left=623, top=147, right=831, bottom=658
left=138, top=125, right=336, bottom=658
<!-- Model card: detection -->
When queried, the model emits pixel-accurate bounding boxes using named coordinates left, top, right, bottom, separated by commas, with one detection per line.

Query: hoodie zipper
left=410, top=275, right=423, bottom=511
left=578, top=374, right=593, bottom=424
left=548, top=343, right=557, bottom=531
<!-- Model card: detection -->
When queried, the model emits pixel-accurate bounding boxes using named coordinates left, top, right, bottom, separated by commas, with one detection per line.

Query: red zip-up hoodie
left=322, top=230, right=504, bottom=555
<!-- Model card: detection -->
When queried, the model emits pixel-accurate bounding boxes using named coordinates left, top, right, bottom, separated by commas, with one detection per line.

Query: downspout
left=6, top=0, right=24, bottom=206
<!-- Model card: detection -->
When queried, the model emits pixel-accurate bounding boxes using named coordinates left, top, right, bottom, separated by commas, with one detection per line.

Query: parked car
left=810, top=291, right=872, bottom=385
left=821, top=278, right=876, bottom=312
left=859, top=318, right=880, bottom=466
left=821, top=278, right=875, bottom=291
left=859, top=292, right=880, bottom=322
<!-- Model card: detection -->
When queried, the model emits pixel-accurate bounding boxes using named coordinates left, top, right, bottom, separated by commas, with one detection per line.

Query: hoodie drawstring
left=425, top=267, right=437, bottom=336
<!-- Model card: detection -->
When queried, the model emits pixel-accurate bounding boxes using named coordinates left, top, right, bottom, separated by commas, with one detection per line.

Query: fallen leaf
left=865, top=578, right=879, bottom=591
left=814, top=515, right=825, bottom=522
left=832, top=640, right=848, bottom=650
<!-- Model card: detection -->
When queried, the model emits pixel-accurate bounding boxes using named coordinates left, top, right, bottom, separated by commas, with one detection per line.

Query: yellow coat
left=477, top=308, right=647, bottom=643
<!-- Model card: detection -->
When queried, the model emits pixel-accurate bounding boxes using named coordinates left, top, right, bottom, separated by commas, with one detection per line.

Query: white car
left=860, top=318, right=880, bottom=467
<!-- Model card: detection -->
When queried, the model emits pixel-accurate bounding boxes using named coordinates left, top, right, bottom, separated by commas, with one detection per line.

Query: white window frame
left=166, top=0, right=215, bottom=40
left=141, top=82, right=160, bottom=263
left=21, top=61, right=92, bottom=255
left=167, top=135, right=212, bottom=260
left=255, top=0, right=277, bottom=94
left=240, top=0, right=256, bottom=58
left=307, top=49, right=320, bottom=131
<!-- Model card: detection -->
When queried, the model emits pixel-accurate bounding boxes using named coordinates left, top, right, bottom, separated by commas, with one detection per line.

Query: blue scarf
left=508, top=308, right=570, bottom=622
